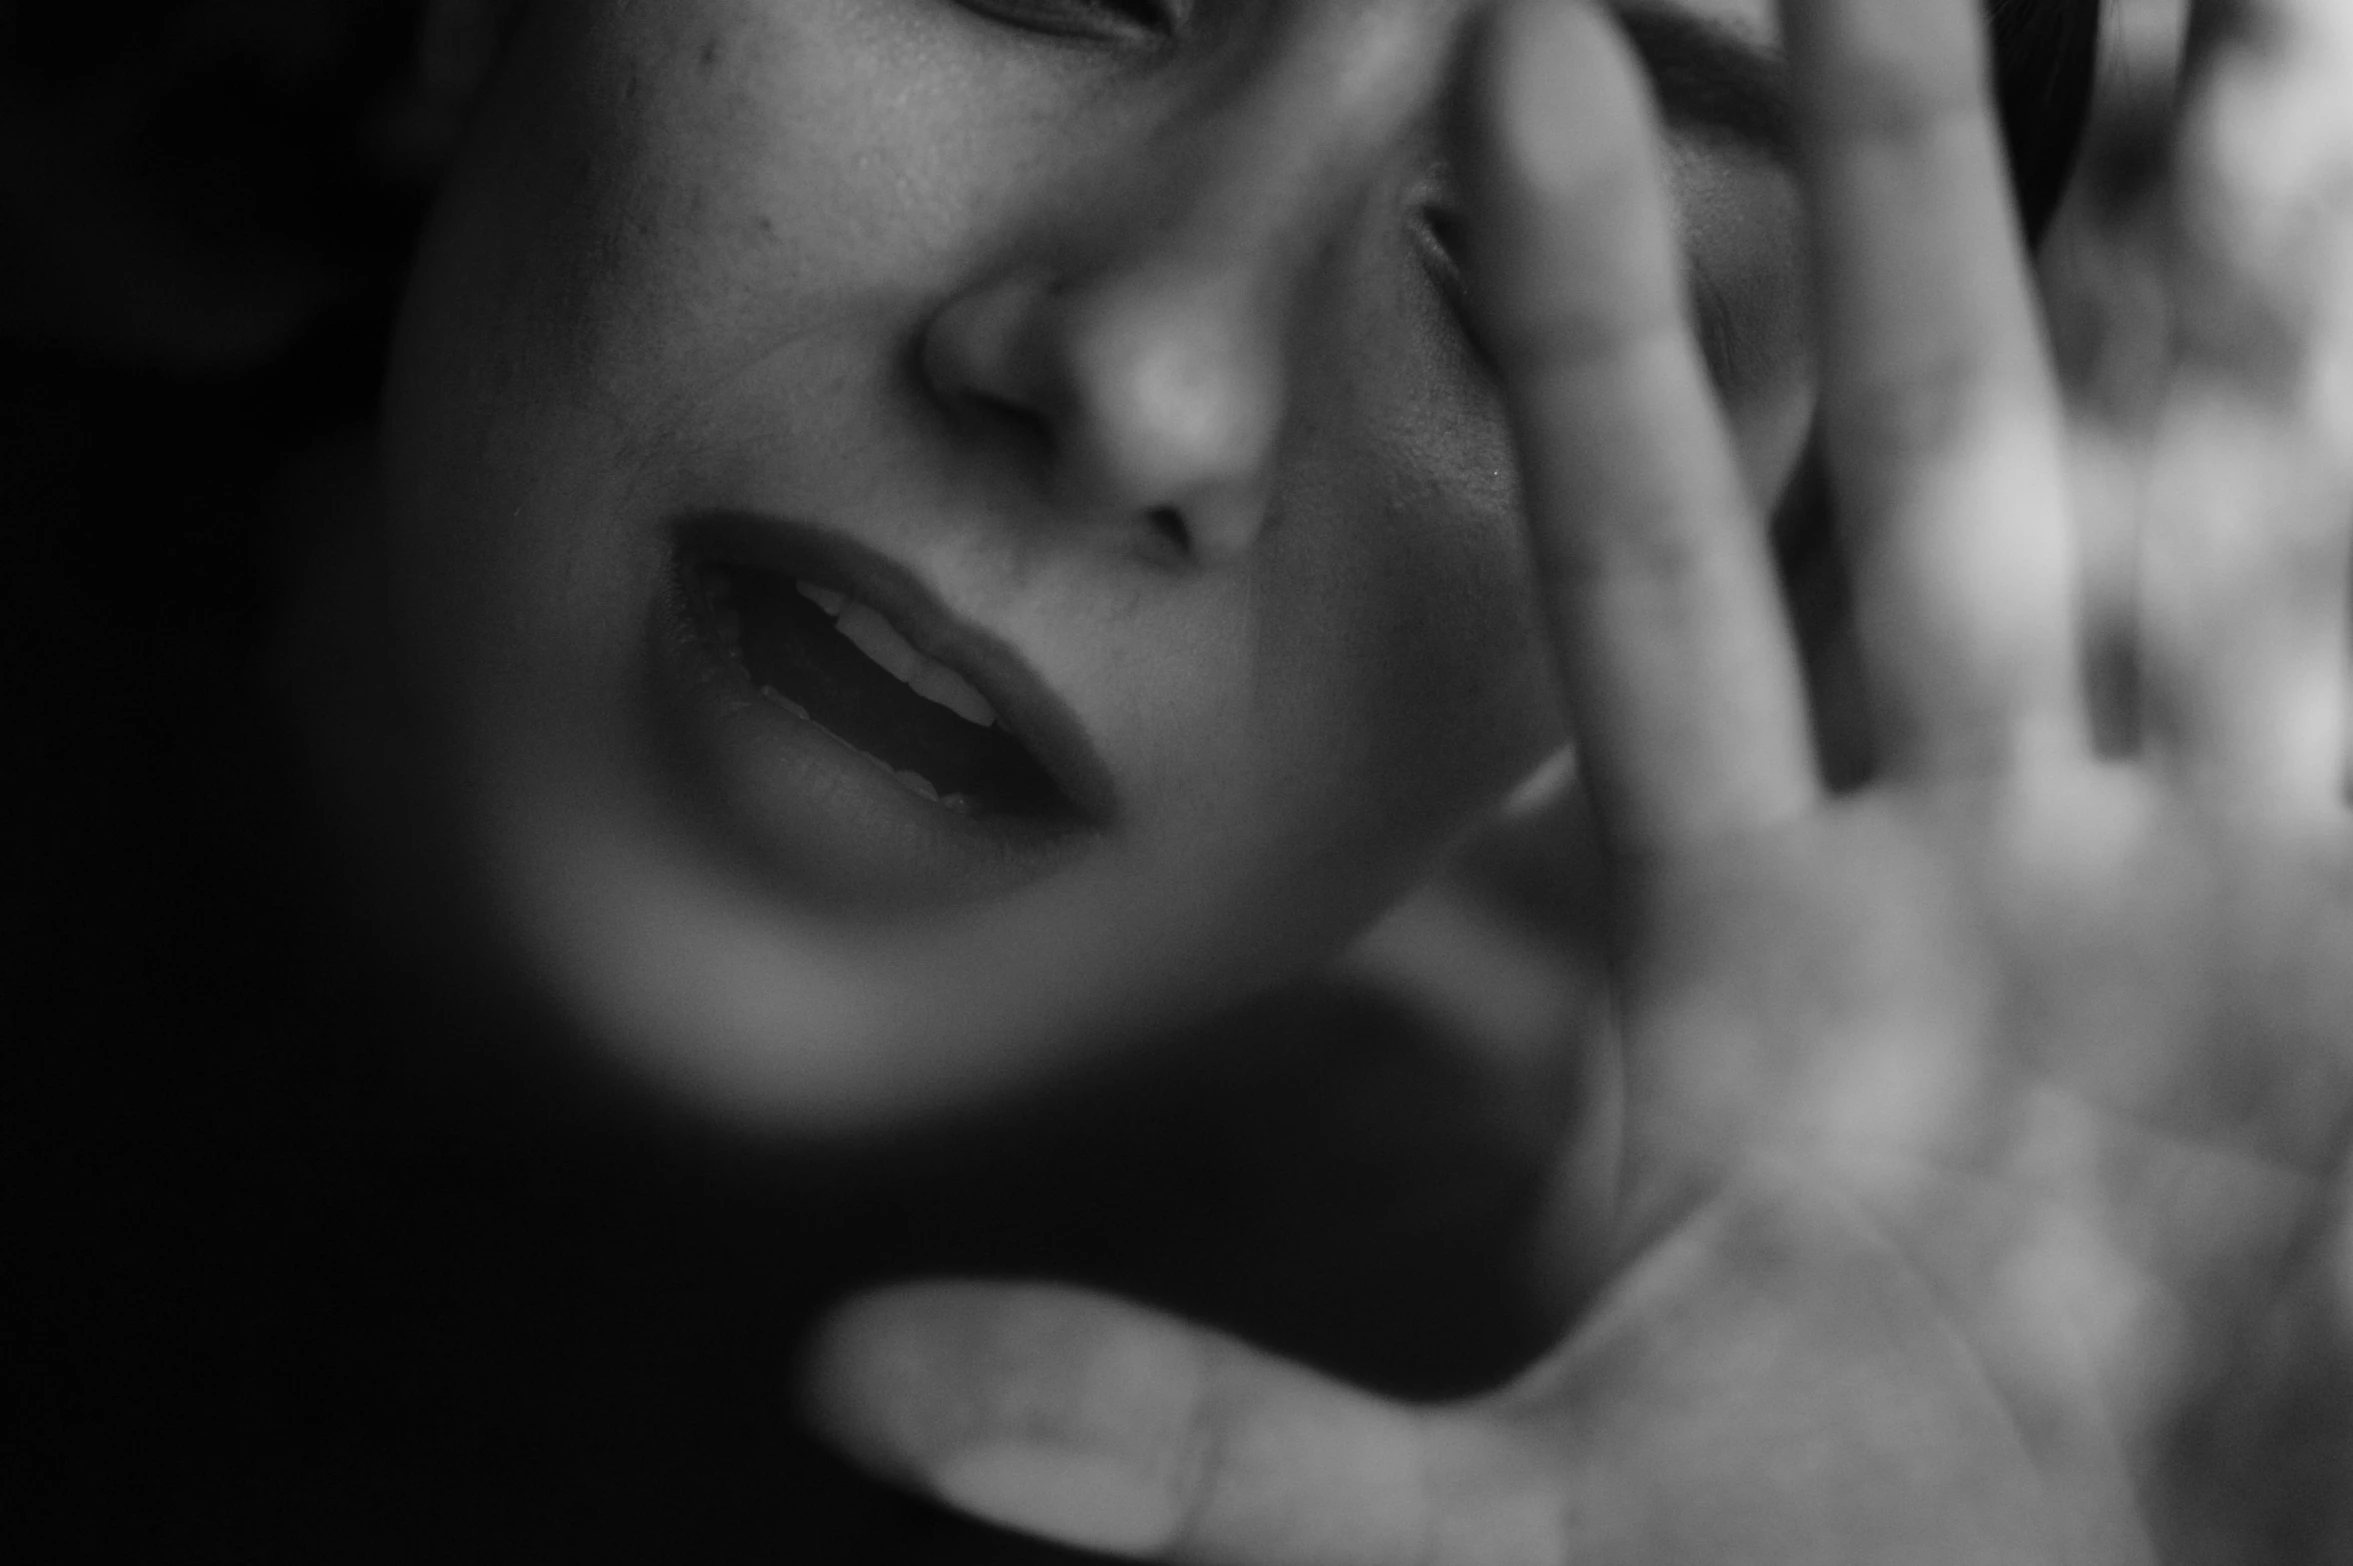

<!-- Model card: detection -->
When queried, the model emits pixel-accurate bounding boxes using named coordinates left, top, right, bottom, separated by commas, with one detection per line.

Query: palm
left=1622, top=773, right=2352, bottom=1236
left=1547, top=776, right=2349, bottom=1560
left=805, top=0, right=2353, bottom=1560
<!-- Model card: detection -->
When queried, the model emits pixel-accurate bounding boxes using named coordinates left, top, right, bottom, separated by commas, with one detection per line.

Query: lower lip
left=641, top=562, right=1099, bottom=911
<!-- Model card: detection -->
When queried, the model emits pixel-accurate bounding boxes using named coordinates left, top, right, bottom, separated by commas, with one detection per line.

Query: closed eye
left=952, top=0, right=1181, bottom=44
left=1412, top=195, right=1754, bottom=397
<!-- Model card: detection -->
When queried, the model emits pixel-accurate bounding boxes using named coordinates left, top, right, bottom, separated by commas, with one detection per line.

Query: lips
left=696, top=560, right=1072, bottom=819
left=667, top=512, right=1117, bottom=837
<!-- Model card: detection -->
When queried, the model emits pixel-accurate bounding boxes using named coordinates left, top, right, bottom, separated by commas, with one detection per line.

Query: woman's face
left=381, top=0, right=1810, bottom=1124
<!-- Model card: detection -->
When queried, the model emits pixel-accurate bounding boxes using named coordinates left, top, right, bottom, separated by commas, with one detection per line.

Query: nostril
left=1145, top=506, right=1189, bottom=556
left=967, top=389, right=1056, bottom=461
left=923, top=274, right=1277, bottom=564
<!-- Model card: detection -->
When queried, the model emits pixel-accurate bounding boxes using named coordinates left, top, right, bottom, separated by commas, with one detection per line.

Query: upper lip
left=672, top=509, right=1120, bottom=827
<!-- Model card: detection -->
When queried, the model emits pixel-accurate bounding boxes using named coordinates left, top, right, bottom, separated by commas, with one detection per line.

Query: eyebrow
left=1609, top=3, right=1794, bottom=164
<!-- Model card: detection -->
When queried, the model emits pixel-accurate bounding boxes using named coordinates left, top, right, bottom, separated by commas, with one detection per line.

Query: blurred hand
left=802, top=0, right=2353, bottom=1560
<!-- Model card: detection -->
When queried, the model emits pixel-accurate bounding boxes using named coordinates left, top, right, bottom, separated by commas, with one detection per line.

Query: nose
left=918, top=6, right=1437, bottom=568
left=912, top=4, right=1430, bottom=566
left=921, top=245, right=1287, bottom=567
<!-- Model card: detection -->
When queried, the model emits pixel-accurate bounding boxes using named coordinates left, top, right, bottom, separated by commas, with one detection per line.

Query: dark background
left=1, top=12, right=1569, bottom=1558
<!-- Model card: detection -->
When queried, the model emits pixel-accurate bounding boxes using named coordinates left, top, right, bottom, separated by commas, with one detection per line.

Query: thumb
left=800, top=1281, right=1559, bottom=1565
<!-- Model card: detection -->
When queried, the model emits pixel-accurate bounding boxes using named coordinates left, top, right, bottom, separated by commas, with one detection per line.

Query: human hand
left=800, top=0, right=2353, bottom=1559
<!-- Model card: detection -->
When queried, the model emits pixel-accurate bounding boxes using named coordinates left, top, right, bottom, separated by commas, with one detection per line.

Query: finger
left=804, top=1282, right=1558, bottom=1566
left=2145, top=0, right=2353, bottom=801
left=1462, top=0, right=1819, bottom=856
left=2175, top=0, right=2353, bottom=407
left=1789, top=0, right=2086, bottom=776
left=2132, top=402, right=2353, bottom=807
left=2189, top=0, right=2353, bottom=115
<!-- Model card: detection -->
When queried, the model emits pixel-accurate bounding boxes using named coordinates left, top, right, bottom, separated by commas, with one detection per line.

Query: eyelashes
left=1688, top=266, right=1766, bottom=394
left=1413, top=197, right=1757, bottom=397
left=952, top=0, right=1182, bottom=44
left=951, top=1, right=1767, bottom=398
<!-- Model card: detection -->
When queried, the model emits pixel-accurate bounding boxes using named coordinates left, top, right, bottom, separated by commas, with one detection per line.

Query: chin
left=460, top=761, right=1324, bottom=1134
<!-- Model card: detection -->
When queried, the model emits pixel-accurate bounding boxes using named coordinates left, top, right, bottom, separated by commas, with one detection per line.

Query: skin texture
left=805, top=0, right=2353, bottom=1560
left=380, top=0, right=1811, bottom=1125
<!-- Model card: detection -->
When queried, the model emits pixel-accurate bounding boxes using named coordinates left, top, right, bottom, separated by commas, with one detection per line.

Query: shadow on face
left=377, top=0, right=1815, bottom=1130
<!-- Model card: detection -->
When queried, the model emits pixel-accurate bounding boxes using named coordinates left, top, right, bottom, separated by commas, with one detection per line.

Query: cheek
left=387, top=1, right=1082, bottom=657
left=1331, top=509, right=1559, bottom=823
left=483, top=1, right=1086, bottom=423
left=1673, top=148, right=1817, bottom=504
left=1253, top=419, right=1563, bottom=886
left=1234, top=153, right=1816, bottom=889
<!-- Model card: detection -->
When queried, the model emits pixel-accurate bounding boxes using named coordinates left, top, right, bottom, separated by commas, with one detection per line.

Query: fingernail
left=1486, top=0, right=1638, bottom=196
left=934, top=1443, right=1180, bottom=1556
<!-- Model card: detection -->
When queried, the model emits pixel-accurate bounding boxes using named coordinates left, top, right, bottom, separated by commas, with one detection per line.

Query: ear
left=417, top=0, right=526, bottom=107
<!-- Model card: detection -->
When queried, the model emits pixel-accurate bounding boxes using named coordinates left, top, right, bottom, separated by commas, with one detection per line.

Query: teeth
left=723, top=565, right=1006, bottom=749
left=703, top=570, right=745, bottom=653
left=829, top=594, right=1002, bottom=728
left=893, top=771, right=977, bottom=816
left=833, top=599, right=924, bottom=683
left=753, top=667, right=969, bottom=814
left=796, top=579, right=848, bottom=617
left=908, top=662, right=998, bottom=727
